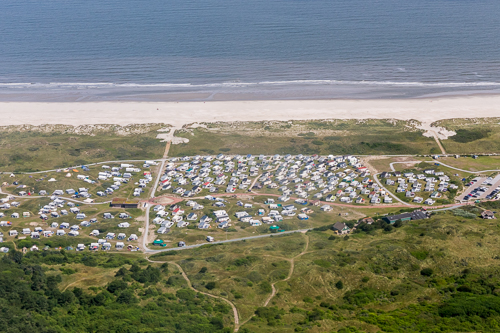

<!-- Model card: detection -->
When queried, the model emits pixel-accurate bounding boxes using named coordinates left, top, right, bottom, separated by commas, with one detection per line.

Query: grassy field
left=151, top=208, right=500, bottom=332
left=435, top=118, right=500, bottom=154
left=0, top=124, right=166, bottom=172
left=432, top=156, right=500, bottom=172
left=169, top=120, right=440, bottom=157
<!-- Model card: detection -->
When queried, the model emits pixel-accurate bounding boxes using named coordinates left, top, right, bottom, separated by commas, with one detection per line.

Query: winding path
left=373, top=173, right=413, bottom=206
left=237, top=233, right=310, bottom=330
left=148, top=258, right=240, bottom=331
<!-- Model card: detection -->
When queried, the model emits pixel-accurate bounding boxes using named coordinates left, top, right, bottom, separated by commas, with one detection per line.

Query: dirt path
left=238, top=233, right=310, bottom=329
left=163, top=141, right=172, bottom=159
left=148, top=258, right=240, bottom=331
left=431, top=130, right=447, bottom=154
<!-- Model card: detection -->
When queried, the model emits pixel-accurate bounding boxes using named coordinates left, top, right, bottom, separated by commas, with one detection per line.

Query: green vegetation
left=150, top=210, right=500, bottom=332
left=0, top=250, right=232, bottom=332
left=436, top=118, right=500, bottom=154
left=451, top=129, right=491, bottom=143
left=0, top=124, right=166, bottom=172
left=169, top=119, right=439, bottom=156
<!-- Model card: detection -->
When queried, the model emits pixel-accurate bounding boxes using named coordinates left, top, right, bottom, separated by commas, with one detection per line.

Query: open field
left=151, top=208, right=500, bottom=332
left=433, top=156, right=500, bottom=173
left=436, top=118, right=500, bottom=154
left=169, top=120, right=440, bottom=156
left=0, top=124, right=166, bottom=172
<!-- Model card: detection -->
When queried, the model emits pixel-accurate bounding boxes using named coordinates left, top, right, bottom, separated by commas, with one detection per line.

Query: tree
left=116, top=290, right=138, bottom=304
left=107, top=280, right=128, bottom=293
left=335, top=280, right=344, bottom=290
left=115, top=267, right=128, bottom=277
left=129, top=264, right=141, bottom=273
left=199, top=267, right=208, bottom=274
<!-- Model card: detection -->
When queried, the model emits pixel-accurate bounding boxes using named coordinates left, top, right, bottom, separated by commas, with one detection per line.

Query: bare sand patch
left=1, top=96, right=499, bottom=128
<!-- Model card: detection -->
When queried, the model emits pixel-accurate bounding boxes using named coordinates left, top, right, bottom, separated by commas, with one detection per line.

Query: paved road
left=424, top=161, right=500, bottom=174
left=427, top=205, right=464, bottom=212
left=389, top=161, right=422, bottom=172
left=373, top=173, right=413, bottom=206
left=144, top=228, right=312, bottom=253
left=3, top=159, right=166, bottom=175
left=0, top=188, right=111, bottom=205
left=142, top=159, right=167, bottom=251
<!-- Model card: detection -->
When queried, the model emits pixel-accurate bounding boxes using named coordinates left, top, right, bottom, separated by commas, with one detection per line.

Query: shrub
left=313, top=259, right=332, bottom=268
left=335, top=280, right=344, bottom=290
left=451, top=129, right=490, bottom=143
left=421, top=268, right=434, bottom=277
left=411, top=250, right=429, bottom=261
left=205, top=282, right=217, bottom=290
left=439, top=294, right=500, bottom=318
left=259, top=281, right=273, bottom=294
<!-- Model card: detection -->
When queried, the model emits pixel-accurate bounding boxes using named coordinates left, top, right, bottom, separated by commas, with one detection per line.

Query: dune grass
left=170, top=119, right=439, bottom=157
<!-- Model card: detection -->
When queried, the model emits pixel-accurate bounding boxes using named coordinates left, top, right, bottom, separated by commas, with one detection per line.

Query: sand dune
left=0, top=96, right=499, bottom=128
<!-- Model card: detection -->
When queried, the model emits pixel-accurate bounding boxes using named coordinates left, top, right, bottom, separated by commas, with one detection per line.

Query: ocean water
left=1, top=0, right=500, bottom=101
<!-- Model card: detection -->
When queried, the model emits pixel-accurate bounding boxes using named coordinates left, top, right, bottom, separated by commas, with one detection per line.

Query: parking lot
left=458, top=175, right=500, bottom=202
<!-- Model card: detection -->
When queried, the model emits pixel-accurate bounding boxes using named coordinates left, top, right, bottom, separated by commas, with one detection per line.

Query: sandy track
left=1, top=96, right=499, bottom=127
left=147, top=259, right=240, bottom=331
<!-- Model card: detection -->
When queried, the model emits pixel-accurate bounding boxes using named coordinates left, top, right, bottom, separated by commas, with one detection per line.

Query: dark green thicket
left=451, top=129, right=491, bottom=143
left=0, top=250, right=231, bottom=333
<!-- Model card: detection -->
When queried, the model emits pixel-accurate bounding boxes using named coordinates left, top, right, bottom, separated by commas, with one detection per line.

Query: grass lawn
left=433, top=156, right=500, bottom=173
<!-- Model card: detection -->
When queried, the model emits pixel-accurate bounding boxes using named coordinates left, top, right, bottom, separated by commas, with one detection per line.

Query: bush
left=439, top=294, right=500, bottom=318
left=421, top=268, right=434, bottom=277
left=313, top=259, right=332, bottom=268
left=205, top=282, right=217, bottom=290
left=451, top=129, right=490, bottom=143
left=453, top=209, right=477, bottom=219
left=259, top=281, right=273, bottom=294
left=335, top=280, right=344, bottom=290
left=116, top=290, right=138, bottom=304
left=361, top=276, right=370, bottom=283
left=411, top=250, right=429, bottom=261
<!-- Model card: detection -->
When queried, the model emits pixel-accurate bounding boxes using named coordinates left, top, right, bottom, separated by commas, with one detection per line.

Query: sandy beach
left=0, top=95, right=499, bottom=128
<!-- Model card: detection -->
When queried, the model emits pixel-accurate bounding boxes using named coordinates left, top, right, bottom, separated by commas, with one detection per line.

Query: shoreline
left=0, top=95, right=499, bottom=128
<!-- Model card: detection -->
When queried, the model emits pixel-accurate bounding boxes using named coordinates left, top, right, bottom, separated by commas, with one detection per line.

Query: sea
left=1, top=0, right=500, bottom=101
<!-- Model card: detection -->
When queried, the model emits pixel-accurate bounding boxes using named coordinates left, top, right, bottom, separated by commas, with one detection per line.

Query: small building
left=360, top=217, right=374, bottom=224
left=109, top=198, right=139, bottom=209
left=384, top=210, right=429, bottom=224
left=481, top=210, right=496, bottom=219
left=333, top=222, right=350, bottom=235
